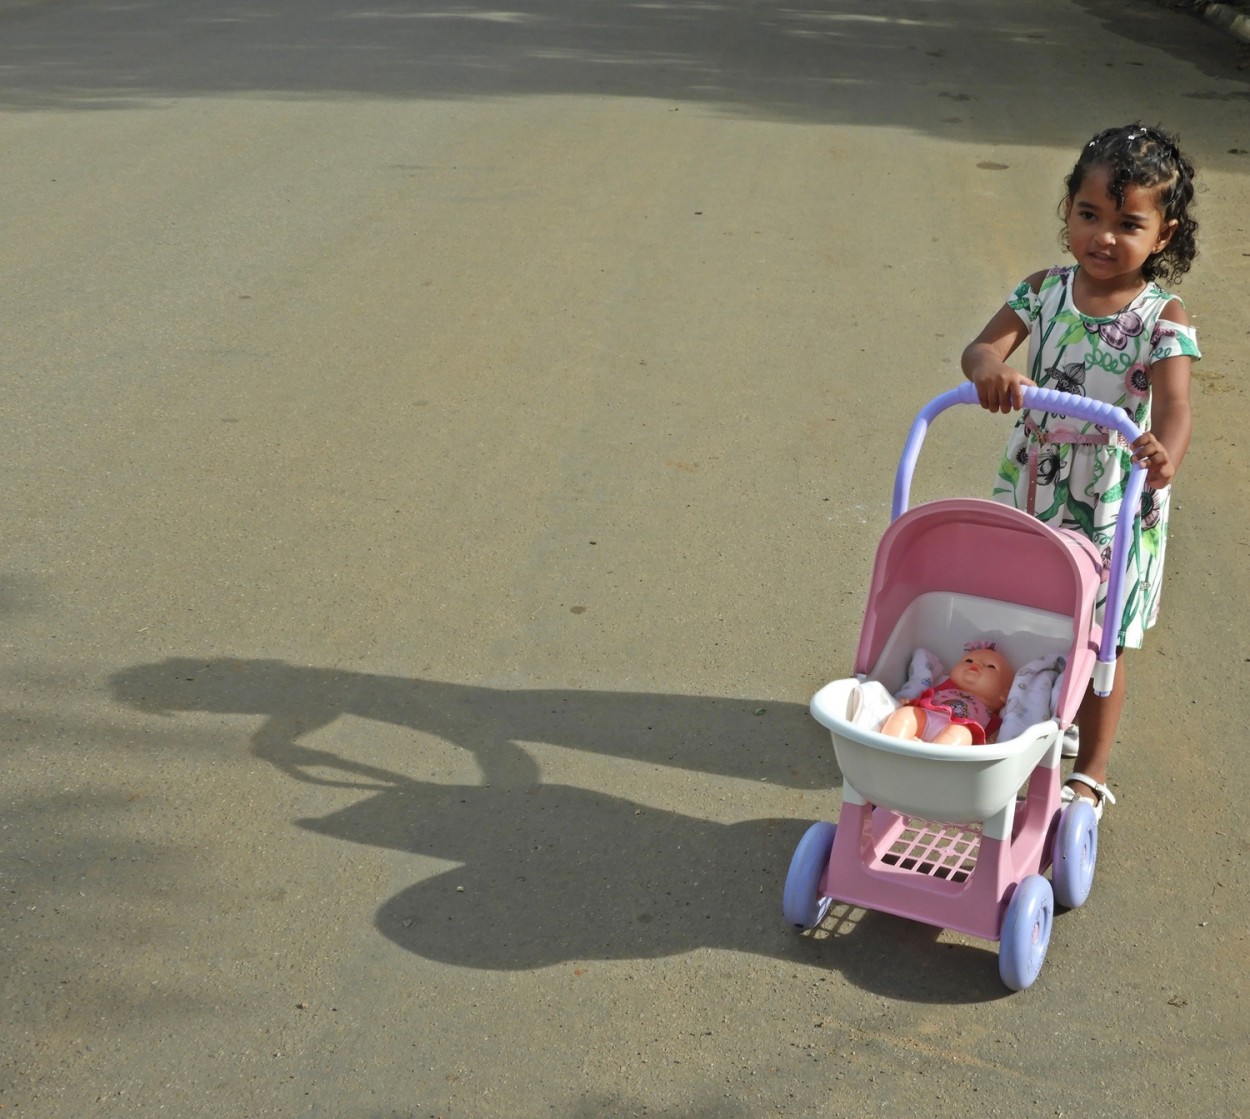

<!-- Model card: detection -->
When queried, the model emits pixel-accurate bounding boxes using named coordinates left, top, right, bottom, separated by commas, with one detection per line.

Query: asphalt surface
left=2, top=0, right=1248, bottom=1116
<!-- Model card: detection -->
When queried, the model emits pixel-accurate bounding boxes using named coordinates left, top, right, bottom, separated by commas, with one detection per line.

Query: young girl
left=961, top=123, right=1200, bottom=819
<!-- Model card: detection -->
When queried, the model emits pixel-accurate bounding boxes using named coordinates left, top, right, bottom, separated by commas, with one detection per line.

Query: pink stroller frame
left=784, top=384, right=1147, bottom=990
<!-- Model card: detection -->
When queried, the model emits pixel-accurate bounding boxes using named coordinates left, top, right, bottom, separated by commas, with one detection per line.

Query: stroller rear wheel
left=1052, top=799, right=1099, bottom=909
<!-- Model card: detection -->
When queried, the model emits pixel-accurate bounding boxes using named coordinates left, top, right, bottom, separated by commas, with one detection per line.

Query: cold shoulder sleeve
left=1149, top=319, right=1201, bottom=363
left=1006, top=278, right=1040, bottom=326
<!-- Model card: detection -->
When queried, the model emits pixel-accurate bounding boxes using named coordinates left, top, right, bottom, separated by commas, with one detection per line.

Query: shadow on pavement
left=1074, top=0, right=1250, bottom=96
left=0, top=0, right=1243, bottom=136
left=109, top=656, right=1013, bottom=1002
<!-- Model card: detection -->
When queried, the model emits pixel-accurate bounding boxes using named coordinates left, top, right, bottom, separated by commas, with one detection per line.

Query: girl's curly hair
left=1061, top=123, right=1199, bottom=285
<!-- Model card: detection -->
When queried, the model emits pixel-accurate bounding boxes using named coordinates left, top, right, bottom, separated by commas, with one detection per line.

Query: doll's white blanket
left=996, top=654, right=1067, bottom=742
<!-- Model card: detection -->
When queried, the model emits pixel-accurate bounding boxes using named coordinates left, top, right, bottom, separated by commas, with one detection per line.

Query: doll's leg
left=879, top=706, right=925, bottom=740
left=930, top=723, right=974, bottom=747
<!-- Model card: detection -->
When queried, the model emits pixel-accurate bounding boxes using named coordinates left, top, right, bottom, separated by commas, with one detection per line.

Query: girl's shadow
left=110, top=657, right=1009, bottom=1000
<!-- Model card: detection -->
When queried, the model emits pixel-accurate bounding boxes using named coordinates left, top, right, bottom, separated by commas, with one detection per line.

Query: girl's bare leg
left=1070, top=651, right=1126, bottom=800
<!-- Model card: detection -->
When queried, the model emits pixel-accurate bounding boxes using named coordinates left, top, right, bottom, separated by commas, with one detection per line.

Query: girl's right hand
left=961, top=296, right=1035, bottom=412
left=970, top=364, right=1035, bottom=414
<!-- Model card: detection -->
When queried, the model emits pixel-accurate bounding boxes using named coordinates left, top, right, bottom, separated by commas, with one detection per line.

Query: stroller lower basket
left=880, top=817, right=983, bottom=884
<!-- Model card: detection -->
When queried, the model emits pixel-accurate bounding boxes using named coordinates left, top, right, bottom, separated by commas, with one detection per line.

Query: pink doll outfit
left=907, top=680, right=1001, bottom=745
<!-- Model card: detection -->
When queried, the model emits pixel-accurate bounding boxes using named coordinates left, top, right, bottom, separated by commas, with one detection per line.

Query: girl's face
left=1065, top=164, right=1177, bottom=288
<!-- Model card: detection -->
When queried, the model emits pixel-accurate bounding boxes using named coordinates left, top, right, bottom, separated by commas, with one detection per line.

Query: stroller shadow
left=109, top=657, right=1011, bottom=1001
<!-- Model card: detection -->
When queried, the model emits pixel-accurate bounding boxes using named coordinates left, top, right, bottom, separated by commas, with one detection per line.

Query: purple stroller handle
left=892, top=382, right=1146, bottom=694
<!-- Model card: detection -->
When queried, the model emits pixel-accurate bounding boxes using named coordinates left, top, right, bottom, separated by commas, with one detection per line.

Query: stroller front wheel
left=999, top=874, right=1054, bottom=990
left=783, top=821, right=836, bottom=929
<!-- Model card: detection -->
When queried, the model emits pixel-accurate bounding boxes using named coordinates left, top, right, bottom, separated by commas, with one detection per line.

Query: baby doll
left=880, top=642, right=1015, bottom=746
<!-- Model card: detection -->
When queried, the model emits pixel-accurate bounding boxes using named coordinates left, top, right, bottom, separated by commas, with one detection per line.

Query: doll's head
left=949, top=642, right=1015, bottom=713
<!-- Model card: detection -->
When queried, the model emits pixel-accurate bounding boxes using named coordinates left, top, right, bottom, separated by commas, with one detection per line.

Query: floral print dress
left=991, top=265, right=1201, bottom=648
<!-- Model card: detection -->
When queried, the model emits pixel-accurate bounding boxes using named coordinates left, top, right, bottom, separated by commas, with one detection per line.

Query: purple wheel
left=999, top=875, right=1053, bottom=991
left=783, top=822, right=835, bottom=929
left=1052, top=799, right=1098, bottom=909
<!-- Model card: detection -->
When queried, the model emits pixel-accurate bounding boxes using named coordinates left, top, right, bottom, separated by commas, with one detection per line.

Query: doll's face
left=949, top=649, right=1015, bottom=711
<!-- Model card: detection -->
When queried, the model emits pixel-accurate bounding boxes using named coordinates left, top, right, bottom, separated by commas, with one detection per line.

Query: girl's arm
left=961, top=272, right=1044, bottom=413
left=1131, top=300, right=1194, bottom=488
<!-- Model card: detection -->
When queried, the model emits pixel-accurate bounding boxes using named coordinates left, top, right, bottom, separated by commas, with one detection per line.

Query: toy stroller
left=783, top=384, right=1147, bottom=990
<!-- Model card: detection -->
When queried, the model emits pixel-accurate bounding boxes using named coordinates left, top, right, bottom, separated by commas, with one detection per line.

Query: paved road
left=2, top=0, right=1248, bottom=1115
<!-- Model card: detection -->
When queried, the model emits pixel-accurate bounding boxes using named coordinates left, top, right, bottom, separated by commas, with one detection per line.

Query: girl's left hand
left=1131, top=432, right=1175, bottom=489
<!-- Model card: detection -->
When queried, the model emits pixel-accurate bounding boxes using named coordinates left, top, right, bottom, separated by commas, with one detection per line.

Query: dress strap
left=1021, top=415, right=1123, bottom=515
